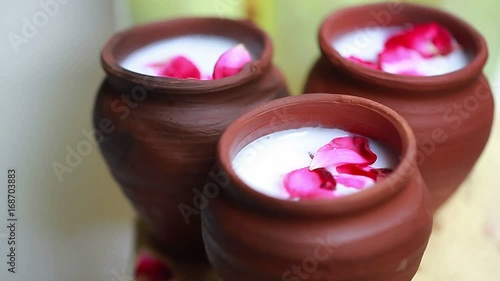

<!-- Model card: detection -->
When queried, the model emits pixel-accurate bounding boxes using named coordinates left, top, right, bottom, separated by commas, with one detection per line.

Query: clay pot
left=304, top=2, right=495, bottom=210
left=93, top=17, right=289, bottom=257
left=202, top=94, right=433, bottom=281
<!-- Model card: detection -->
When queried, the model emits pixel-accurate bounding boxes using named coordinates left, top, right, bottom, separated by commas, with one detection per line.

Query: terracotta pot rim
left=218, top=93, right=418, bottom=216
left=101, top=17, right=273, bottom=94
left=318, top=2, right=488, bottom=92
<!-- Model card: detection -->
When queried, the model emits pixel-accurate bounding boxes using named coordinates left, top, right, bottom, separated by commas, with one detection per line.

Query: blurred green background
left=120, top=0, right=500, bottom=94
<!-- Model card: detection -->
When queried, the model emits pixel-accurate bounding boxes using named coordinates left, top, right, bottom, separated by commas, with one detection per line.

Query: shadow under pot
left=93, top=17, right=289, bottom=258
left=202, top=94, right=433, bottom=281
left=304, top=2, right=495, bottom=210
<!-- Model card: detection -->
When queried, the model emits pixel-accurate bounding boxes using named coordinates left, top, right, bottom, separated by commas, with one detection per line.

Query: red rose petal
left=337, top=164, right=378, bottom=181
left=135, top=252, right=173, bottom=281
left=374, top=168, right=393, bottom=181
left=379, top=46, right=425, bottom=76
left=348, top=56, right=380, bottom=70
left=337, top=164, right=393, bottom=182
left=309, top=136, right=377, bottom=170
left=334, top=174, right=374, bottom=189
left=156, top=56, right=201, bottom=79
left=283, top=167, right=337, bottom=199
left=385, top=23, right=453, bottom=58
left=213, top=44, right=252, bottom=79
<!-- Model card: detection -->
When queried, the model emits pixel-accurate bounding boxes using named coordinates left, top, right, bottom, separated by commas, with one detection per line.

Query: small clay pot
left=304, top=2, right=495, bottom=210
left=202, top=94, right=432, bottom=281
left=93, top=17, right=289, bottom=257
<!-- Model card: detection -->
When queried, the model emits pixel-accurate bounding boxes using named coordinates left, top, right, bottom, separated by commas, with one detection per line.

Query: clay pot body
left=94, top=18, right=289, bottom=257
left=304, top=3, right=495, bottom=210
left=202, top=94, right=433, bottom=281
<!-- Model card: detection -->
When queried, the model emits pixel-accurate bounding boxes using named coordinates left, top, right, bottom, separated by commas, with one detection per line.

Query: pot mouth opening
left=218, top=94, right=418, bottom=217
left=101, top=17, right=273, bottom=94
left=319, top=2, right=488, bottom=92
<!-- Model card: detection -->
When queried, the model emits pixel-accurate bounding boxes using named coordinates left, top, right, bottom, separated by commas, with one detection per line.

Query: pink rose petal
left=283, top=167, right=337, bottom=199
left=334, top=174, right=374, bottom=189
left=348, top=56, right=380, bottom=70
left=309, top=136, right=377, bottom=170
left=379, top=46, right=425, bottom=76
left=202, top=74, right=213, bottom=80
left=213, top=44, right=252, bottom=79
left=156, top=56, right=201, bottom=79
left=385, top=23, right=453, bottom=58
left=135, top=252, right=173, bottom=281
left=397, top=69, right=424, bottom=76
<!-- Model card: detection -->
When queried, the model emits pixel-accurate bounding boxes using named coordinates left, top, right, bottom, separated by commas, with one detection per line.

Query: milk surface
left=232, top=127, right=398, bottom=200
left=121, top=35, right=239, bottom=77
left=333, top=26, right=470, bottom=76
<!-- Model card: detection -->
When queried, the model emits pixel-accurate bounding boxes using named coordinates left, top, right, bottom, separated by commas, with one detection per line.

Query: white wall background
left=0, top=1, right=134, bottom=281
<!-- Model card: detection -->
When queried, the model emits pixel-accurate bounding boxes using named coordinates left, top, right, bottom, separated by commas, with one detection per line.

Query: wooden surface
left=136, top=117, right=500, bottom=281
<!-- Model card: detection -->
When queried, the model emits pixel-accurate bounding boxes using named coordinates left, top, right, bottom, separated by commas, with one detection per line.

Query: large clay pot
left=202, top=94, right=433, bottom=281
left=93, top=17, right=289, bottom=257
left=304, top=2, right=495, bottom=210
